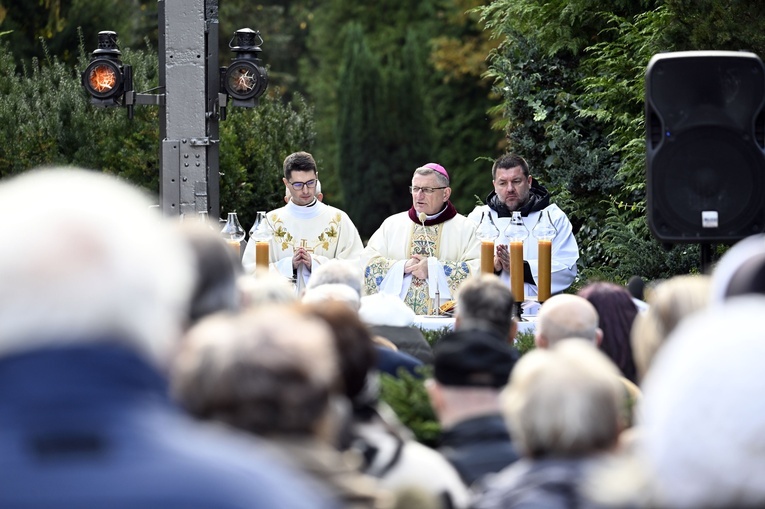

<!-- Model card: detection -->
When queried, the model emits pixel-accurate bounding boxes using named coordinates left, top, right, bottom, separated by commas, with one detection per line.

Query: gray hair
left=639, top=296, right=765, bottom=507
left=172, top=305, right=337, bottom=436
left=0, top=167, right=194, bottom=365
left=456, top=274, right=515, bottom=339
left=413, top=167, right=449, bottom=188
left=306, top=258, right=363, bottom=297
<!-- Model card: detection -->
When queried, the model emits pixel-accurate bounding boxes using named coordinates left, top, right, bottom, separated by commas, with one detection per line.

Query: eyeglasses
left=409, top=186, right=447, bottom=195
left=289, top=179, right=317, bottom=190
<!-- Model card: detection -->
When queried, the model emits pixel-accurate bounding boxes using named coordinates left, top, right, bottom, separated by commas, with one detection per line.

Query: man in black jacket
left=427, top=328, right=520, bottom=487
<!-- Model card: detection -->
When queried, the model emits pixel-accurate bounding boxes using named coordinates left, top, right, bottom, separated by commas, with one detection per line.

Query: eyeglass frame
left=409, top=185, right=448, bottom=195
left=288, top=179, right=318, bottom=190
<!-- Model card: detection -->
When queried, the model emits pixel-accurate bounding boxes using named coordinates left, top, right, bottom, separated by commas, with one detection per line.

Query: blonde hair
left=631, top=275, right=710, bottom=380
left=502, top=340, right=623, bottom=458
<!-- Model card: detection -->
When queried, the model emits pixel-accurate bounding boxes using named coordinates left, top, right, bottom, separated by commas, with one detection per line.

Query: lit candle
left=255, top=241, right=269, bottom=269
left=510, top=240, right=524, bottom=302
left=481, top=241, right=495, bottom=274
left=537, top=239, right=552, bottom=302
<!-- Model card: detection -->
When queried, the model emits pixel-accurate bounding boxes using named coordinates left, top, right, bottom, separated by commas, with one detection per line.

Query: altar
left=413, top=314, right=537, bottom=337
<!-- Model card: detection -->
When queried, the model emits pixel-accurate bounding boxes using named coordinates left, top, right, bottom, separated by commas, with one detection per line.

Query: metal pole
left=158, top=0, right=219, bottom=219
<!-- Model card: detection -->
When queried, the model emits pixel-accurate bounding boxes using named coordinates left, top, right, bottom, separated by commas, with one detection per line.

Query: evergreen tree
left=336, top=23, right=385, bottom=238
left=478, top=0, right=705, bottom=284
left=301, top=0, right=500, bottom=218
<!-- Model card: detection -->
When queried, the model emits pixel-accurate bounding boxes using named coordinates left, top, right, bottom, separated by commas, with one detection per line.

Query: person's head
left=709, top=233, right=765, bottom=303
left=0, top=167, right=194, bottom=366
left=626, top=275, right=645, bottom=301
left=433, top=329, right=519, bottom=389
left=492, top=153, right=532, bottom=211
left=639, top=296, right=765, bottom=508
left=455, top=274, right=517, bottom=342
left=171, top=305, right=338, bottom=438
left=300, top=301, right=377, bottom=406
left=302, top=283, right=361, bottom=312
left=180, top=223, right=242, bottom=326
left=238, top=272, right=297, bottom=309
left=428, top=329, right=518, bottom=427
left=578, top=282, right=639, bottom=383
left=411, top=163, right=451, bottom=216
left=358, top=292, right=417, bottom=328
left=502, top=340, right=624, bottom=459
left=535, top=294, right=602, bottom=349
left=282, top=151, right=319, bottom=206
left=305, top=259, right=363, bottom=297
left=631, top=274, right=710, bottom=381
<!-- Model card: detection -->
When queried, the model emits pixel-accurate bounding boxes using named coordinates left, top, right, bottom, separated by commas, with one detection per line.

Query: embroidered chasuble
left=362, top=211, right=480, bottom=315
left=242, top=200, right=364, bottom=293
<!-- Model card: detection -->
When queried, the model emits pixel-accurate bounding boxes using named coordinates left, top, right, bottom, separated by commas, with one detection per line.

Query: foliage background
left=1, top=0, right=765, bottom=282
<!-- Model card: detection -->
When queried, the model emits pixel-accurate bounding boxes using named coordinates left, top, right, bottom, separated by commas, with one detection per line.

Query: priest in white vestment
left=361, top=163, right=480, bottom=316
left=242, top=152, right=364, bottom=294
left=468, top=153, right=579, bottom=298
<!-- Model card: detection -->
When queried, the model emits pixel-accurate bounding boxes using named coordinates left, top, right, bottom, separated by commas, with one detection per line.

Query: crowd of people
left=2, top=158, right=764, bottom=509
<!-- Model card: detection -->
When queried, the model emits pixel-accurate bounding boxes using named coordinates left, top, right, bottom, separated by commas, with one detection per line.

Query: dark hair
left=182, top=226, right=241, bottom=325
left=492, top=153, right=529, bottom=179
left=300, top=301, right=377, bottom=402
left=283, top=151, right=318, bottom=180
left=578, top=282, right=639, bottom=383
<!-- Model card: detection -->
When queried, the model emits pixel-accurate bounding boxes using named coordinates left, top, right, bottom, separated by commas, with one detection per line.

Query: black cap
left=433, top=329, right=519, bottom=388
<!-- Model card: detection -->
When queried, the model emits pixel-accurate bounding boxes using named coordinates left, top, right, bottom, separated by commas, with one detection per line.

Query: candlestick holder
left=249, top=210, right=273, bottom=271
left=504, top=211, right=529, bottom=306
left=476, top=211, right=500, bottom=275
left=220, top=211, right=245, bottom=258
left=532, top=210, right=557, bottom=303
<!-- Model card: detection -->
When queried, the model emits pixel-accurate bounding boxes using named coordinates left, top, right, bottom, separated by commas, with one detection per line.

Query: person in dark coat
left=0, top=167, right=334, bottom=509
left=427, top=329, right=520, bottom=487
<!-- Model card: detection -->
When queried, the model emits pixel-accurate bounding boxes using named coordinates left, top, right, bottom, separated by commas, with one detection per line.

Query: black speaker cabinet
left=646, top=51, right=765, bottom=243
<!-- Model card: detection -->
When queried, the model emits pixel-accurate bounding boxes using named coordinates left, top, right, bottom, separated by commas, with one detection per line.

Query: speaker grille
left=646, top=51, right=765, bottom=243
left=650, top=126, right=765, bottom=241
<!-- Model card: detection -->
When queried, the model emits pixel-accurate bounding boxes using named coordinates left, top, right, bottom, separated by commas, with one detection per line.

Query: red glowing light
left=88, top=64, right=118, bottom=93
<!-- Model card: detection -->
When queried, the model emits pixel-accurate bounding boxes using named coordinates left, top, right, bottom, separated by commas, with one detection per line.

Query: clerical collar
left=288, top=197, right=317, bottom=207
left=407, top=201, right=458, bottom=226
left=285, top=198, right=325, bottom=220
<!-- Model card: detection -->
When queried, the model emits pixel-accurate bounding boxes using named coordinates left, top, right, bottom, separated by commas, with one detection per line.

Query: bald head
left=535, top=294, right=601, bottom=349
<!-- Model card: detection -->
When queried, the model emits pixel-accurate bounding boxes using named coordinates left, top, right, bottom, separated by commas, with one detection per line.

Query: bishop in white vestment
left=361, top=163, right=480, bottom=315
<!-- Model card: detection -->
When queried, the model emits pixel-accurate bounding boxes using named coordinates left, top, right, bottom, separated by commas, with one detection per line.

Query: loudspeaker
left=646, top=51, right=765, bottom=243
